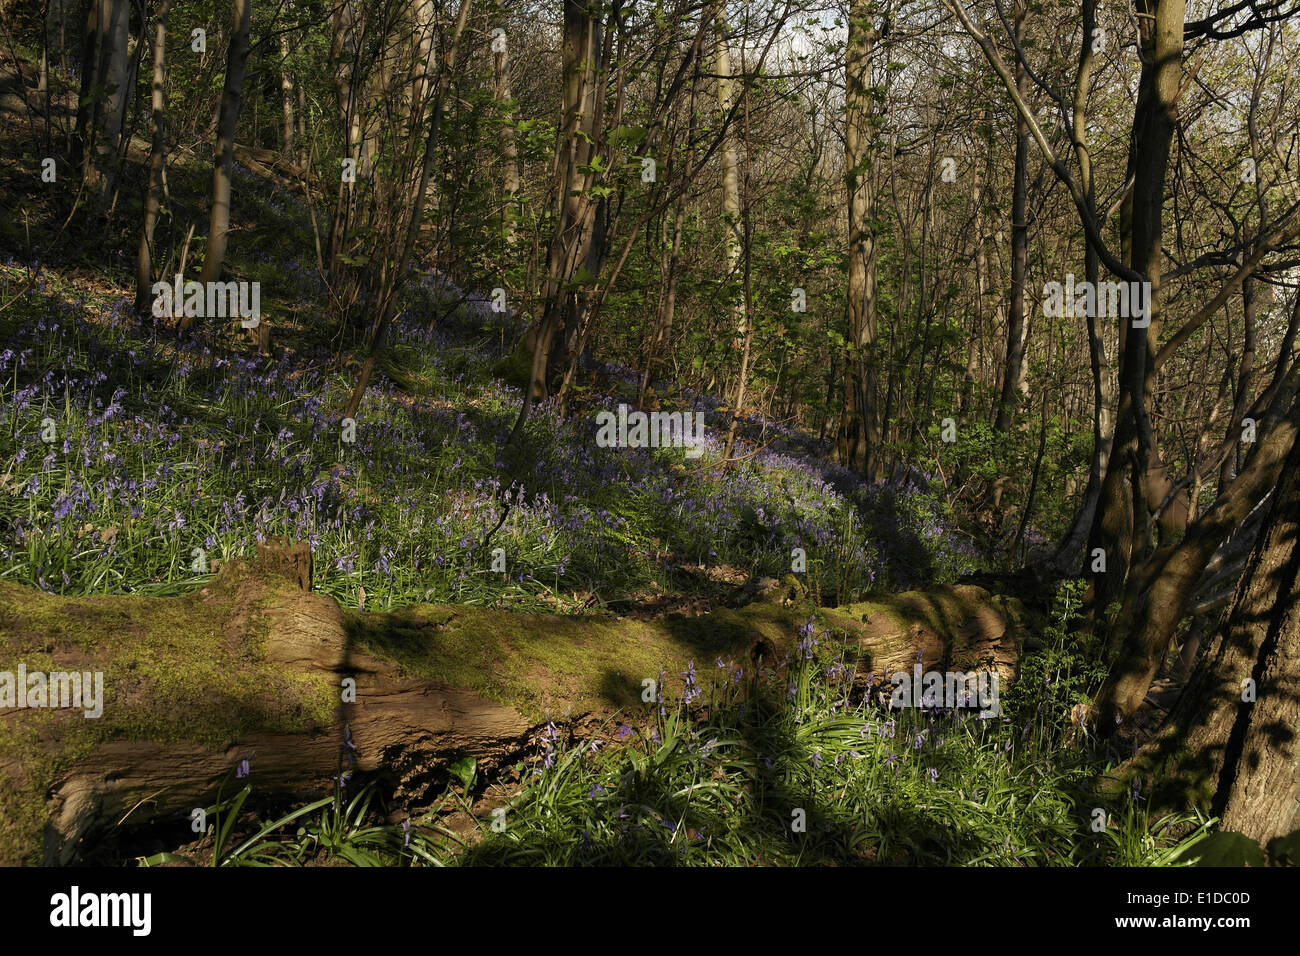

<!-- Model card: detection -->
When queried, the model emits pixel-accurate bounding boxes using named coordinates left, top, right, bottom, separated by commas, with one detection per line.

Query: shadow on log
left=0, top=542, right=1024, bottom=865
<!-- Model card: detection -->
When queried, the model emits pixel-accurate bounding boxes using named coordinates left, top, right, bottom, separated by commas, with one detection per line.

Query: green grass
left=138, top=590, right=1215, bottom=867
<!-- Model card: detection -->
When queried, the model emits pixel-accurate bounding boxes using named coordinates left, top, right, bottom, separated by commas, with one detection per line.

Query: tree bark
left=491, top=14, right=521, bottom=247
left=279, top=32, right=295, bottom=162
left=342, top=0, right=474, bottom=423
left=1095, top=362, right=1300, bottom=728
left=1, top=548, right=1022, bottom=865
left=837, top=0, right=882, bottom=479
left=508, top=0, right=609, bottom=443
left=992, top=1, right=1030, bottom=436
left=1216, top=429, right=1300, bottom=849
left=1126, top=412, right=1300, bottom=852
left=73, top=0, right=131, bottom=211
left=715, top=2, right=743, bottom=349
left=189, top=0, right=253, bottom=313
left=134, top=0, right=173, bottom=319
left=1050, top=0, right=1114, bottom=573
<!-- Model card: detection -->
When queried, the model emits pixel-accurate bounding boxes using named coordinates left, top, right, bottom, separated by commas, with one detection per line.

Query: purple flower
left=235, top=757, right=251, bottom=778
left=927, top=767, right=938, bottom=783
left=616, top=723, right=632, bottom=740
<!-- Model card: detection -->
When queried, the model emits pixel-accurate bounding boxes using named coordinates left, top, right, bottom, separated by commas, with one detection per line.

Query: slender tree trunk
left=1219, top=273, right=1260, bottom=492
left=837, top=0, right=882, bottom=479
left=714, top=2, right=743, bottom=351
left=1051, top=0, right=1114, bottom=572
left=491, top=17, right=521, bottom=247
left=1087, top=0, right=1184, bottom=614
left=189, top=0, right=253, bottom=315
left=74, top=0, right=131, bottom=211
left=639, top=190, right=688, bottom=407
left=342, top=0, right=474, bottom=423
left=993, top=2, right=1029, bottom=435
left=280, top=33, right=295, bottom=161
left=326, top=0, right=360, bottom=274
left=509, top=0, right=608, bottom=443
left=135, top=0, right=173, bottom=319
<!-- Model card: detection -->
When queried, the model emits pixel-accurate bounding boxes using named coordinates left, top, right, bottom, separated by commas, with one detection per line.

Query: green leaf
left=448, top=755, right=477, bottom=790
left=609, top=125, right=647, bottom=148
left=1168, top=830, right=1267, bottom=867
left=1270, top=827, right=1300, bottom=866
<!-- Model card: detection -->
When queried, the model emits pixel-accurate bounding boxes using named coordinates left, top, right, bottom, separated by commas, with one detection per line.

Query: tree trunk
left=1219, top=273, right=1260, bottom=492
left=1051, top=0, right=1114, bottom=573
left=342, top=0, right=474, bottom=423
left=1126, top=415, right=1300, bottom=852
left=1094, top=362, right=1300, bottom=728
left=993, top=1, right=1030, bottom=436
left=73, top=0, right=131, bottom=211
left=134, top=0, right=172, bottom=318
left=1, top=547, right=1022, bottom=865
left=837, top=0, right=882, bottom=479
left=508, top=0, right=608, bottom=442
left=1086, top=0, right=1184, bottom=617
left=491, top=16, right=521, bottom=247
left=279, top=33, right=295, bottom=161
left=189, top=0, right=253, bottom=313
left=639, top=188, right=688, bottom=406
left=714, top=3, right=743, bottom=349
left=1216, top=429, right=1300, bottom=848
left=326, top=0, right=360, bottom=274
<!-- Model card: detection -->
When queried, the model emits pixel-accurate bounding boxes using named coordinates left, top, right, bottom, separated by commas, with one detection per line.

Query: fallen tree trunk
left=0, top=543, right=1023, bottom=865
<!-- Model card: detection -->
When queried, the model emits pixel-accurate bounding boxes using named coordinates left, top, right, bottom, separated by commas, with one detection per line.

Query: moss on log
left=0, top=543, right=1022, bottom=865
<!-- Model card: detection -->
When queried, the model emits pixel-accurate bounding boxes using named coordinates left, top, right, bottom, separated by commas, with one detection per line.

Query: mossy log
left=0, top=544, right=1023, bottom=865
